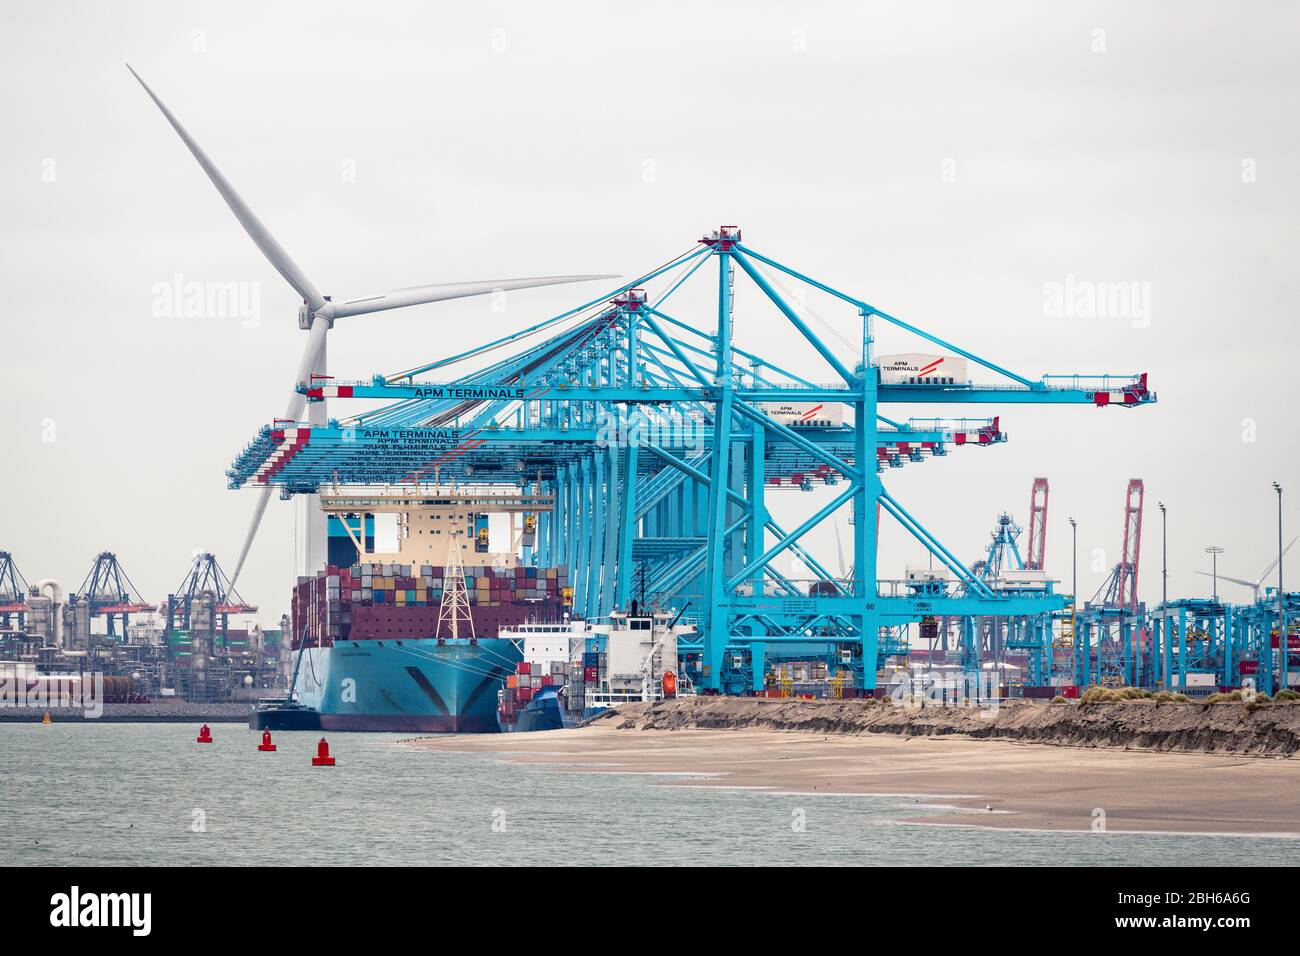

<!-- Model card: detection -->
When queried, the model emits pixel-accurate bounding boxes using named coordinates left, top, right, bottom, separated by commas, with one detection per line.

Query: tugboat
left=248, top=696, right=321, bottom=731
left=249, top=632, right=321, bottom=731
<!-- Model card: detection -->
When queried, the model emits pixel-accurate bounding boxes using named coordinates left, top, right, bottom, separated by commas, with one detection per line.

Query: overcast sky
left=2, top=1, right=1297, bottom=623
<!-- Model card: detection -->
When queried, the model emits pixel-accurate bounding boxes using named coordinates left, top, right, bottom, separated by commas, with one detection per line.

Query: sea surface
left=2, top=723, right=1294, bottom=866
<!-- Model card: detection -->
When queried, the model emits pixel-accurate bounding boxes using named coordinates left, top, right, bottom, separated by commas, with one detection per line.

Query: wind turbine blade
left=226, top=486, right=273, bottom=593
left=228, top=317, right=330, bottom=591
left=1256, top=536, right=1298, bottom=581
left=126, top=64, right=326, bottom=312
left=284, top=316, right=331, bottom=420
left=330, top=275, right=618, bottom=319
left=1194, top=571, right=1260, bottom=589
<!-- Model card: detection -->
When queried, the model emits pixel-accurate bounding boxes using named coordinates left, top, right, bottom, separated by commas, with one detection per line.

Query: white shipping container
left=1184, top=672, right=1217, bottom=687
left=905, top=566, right=952, bottom=582
left=877, top=353, right=968, bottom=385
left=998, top=569, right=1048, bottom=589
left=761, top=401, right=843, bottom=428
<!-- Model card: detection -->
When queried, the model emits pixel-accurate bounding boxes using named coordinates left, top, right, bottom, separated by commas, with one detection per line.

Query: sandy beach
left=416, top=723, right=1300, bottom=836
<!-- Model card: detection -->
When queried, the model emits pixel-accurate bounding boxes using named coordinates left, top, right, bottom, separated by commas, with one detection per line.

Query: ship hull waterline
left=292, top=637, right=521, bottom=733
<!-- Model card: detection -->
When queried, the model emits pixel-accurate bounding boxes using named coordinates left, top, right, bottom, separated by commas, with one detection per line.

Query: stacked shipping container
left=291, top=562, right=568, bottom=650
left=498, top=648, right=606, bottom=726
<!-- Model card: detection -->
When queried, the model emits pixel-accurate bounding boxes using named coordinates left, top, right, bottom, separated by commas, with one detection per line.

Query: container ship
left=264, top=489, right=568, bottom=732
left=497, top=609, right=696, bottom=732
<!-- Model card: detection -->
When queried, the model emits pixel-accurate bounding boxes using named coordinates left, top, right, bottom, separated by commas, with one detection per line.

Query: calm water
left=1, top=723, right=1294, bottom=866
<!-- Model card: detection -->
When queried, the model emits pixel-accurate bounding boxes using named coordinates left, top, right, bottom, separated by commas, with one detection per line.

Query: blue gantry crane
left=226, top=226, right=1156, bottom=692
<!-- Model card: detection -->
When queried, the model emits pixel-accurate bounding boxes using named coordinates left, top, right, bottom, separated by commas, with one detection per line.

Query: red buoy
left=311, top=737, right=336, bottom=766
left=257, top=730, right=277, bottom=752
left=196, top=724, right=213, bottom=744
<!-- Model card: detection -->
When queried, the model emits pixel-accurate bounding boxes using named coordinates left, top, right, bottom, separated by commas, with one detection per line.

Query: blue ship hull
left=294, top=638, right=521, bottom=733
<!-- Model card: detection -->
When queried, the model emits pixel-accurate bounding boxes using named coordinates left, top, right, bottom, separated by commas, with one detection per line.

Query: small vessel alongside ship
left=248, top=696, right=320, bottom=731
left=249, top=634, right=322, bottom=730
left=497, top=609, right=696, bottom=732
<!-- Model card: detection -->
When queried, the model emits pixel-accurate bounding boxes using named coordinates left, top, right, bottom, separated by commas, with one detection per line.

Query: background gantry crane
left=76, top=552, right=153, bottom=639
left=0, top=550, right=30, bottom=630
left=1077, top=480, right=1147, bottom=688
left=1025, top=477, right=1049, bottom=572
left=165, top=551, right=258, bottom=644
left=1096, top=479, right=1145, bottom=613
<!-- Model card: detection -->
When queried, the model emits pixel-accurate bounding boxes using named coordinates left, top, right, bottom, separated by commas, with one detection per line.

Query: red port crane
left=1025, top=478, right=1049, bottom=572
left=1095, top=479, right=1145, bottom=612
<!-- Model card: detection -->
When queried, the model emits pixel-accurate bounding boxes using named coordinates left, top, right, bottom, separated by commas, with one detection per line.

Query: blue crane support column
left=1038, top=617, right=1051, bottom=686
left=856, top=309, right=883, bottom=690
left=1075, top=616, right=1089, bottom=688
left=751, top=642, right=766, bottom=694
left=1259, top=603, right=1274, bottom=696
left=616, top=439, right=640, bottom=607
left=574, top=457, right=591, bottom=612
left=1223, top=605, right=1235, bottom=688
left=689, top=476, right=707, bottom=602
left=627, top=302, right=640, bottom=387
left=1159, top=612, right=1171, bottom=690
left=664, top=480, right=680, bottom=583
left=727, top=442, right=746, bottom=581
left=1125, top=616, right=1136, bottom=687
left=703, top=243, right=736, bottom=688
left=585, top=456, right=599, bottom=608
left=536, top=507, right=549, bottom=566
left=601, top=445, right=620, bottom=615
left=565, top=461, right=580, bottom=575
left=1177, top=605, right=1188, bottom=690
left=552, top=470, right=566, bottom=570
left=546, top=487, right=557, bottom=568
left=586, top=456, right=606, bottom=619
left=749, top=424, right=766, bottom=692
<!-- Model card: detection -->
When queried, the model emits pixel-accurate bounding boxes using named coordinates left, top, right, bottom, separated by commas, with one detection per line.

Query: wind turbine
left=1195, top=537, right=1297, bottom=602
left=127, top=65, right=615, bottom=589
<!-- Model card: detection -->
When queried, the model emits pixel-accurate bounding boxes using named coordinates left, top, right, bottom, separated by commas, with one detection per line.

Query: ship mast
left=437, top=531, right=476, bottom=642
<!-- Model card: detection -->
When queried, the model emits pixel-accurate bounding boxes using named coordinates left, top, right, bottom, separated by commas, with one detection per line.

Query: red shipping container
left=1240, top=660, right=1259, bottom=675
left=518, top=662, right=531, bottom=675
left=583, top=666, right=598, bottom=682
